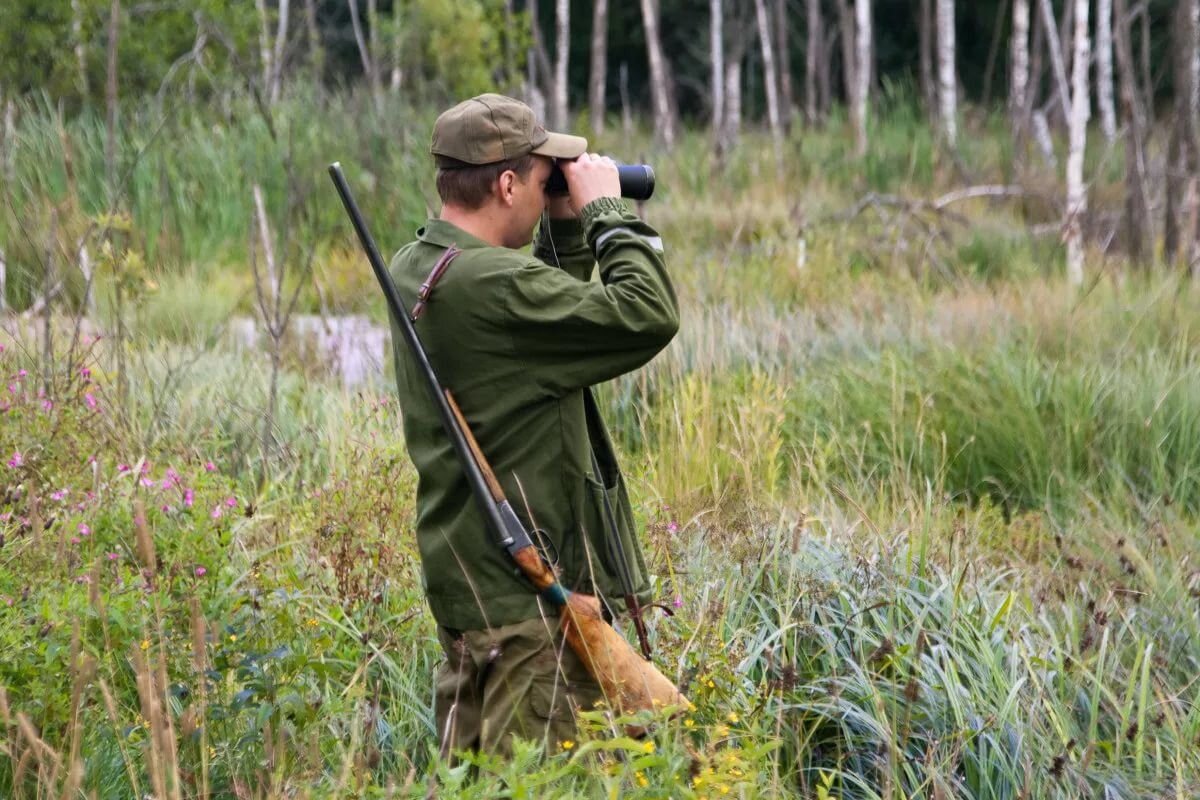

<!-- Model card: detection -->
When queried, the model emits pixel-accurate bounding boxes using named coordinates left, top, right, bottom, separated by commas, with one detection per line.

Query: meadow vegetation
left=2, top=88, right=1199, bottom=798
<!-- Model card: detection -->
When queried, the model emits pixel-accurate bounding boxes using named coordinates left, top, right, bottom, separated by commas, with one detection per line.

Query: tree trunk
left=304, top=0, right=324, bottom=77
left=256, top=0, right=273, bottom=95
left=391, top=1, right=403, bottom=91
left=1139, top=3, right=1152, bottom=127
left=270, top=0, right=290, bottom=104
left=1037, top=0, right=1071, bottom=124
left=836, top=0, right=855, bottom=110
left=773, top=0, right=794, bottom=131
left=106, top=0, right=120, bottom=204
left=619, top=61, right=633, bottom=145
left=712, top=0, right=725, bottom=133
left=1165, top=0, right=1200, bottom=269
left=347, top=0, right=381, bottom=111
left=936, top=0, right=957, bottom=147
left=753, top=0, right=784, bottom=170
left=805, top=0, right=822, bottom=124
left=1096, top=0, right=1116, bottom=140
left=551, top=0, right=569, bottom=130
left=1065, top=0, right=1091, bottom=286
left=918, top=0, right=936, bottom=116
left=71, top=0, right=90, bottom=98
left=724, top=54, right=743, bottom=153
left=640, top=0, right=677, bottom=148
left=853, top=0, right=872, bottom=157
left=1113, top=0, right=1151, bottom=265
left=1010, top=0, right=1030, bottom=136
left=589, top=0, right=609, bottom=136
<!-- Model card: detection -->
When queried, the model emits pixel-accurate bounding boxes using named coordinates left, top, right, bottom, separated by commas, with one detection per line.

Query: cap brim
left=531, top=131, right=588, bottom=160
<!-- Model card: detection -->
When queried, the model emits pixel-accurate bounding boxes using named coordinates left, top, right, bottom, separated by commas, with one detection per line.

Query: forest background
left=2, top=0, right=1200, bottom=798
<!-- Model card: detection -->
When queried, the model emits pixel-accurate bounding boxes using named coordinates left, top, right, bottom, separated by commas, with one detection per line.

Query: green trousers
left=434, top=612, right=604, bottom=757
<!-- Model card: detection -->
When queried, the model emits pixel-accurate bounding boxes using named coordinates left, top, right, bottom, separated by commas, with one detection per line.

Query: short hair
left=435, top=154, right=537, bottom=210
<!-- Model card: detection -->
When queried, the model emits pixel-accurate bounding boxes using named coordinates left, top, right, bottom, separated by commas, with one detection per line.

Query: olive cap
left=431, top=93, right=587, bottom=168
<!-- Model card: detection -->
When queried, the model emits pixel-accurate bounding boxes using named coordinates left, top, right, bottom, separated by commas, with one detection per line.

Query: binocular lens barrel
left=546, top=163, right=656, bottom=201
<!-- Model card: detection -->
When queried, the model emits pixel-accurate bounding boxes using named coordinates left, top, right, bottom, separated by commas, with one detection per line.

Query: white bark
left=724, top=56, right=742, bottom=150
left=270, top=0, right=290, bottom=104
left=552, top=0, right=569, bottom=130
left=256, top=0, right=273, bottom=94
left=71, top=0, right=90, bottom=97
left=640, top=0, right=677, bottom=147
left=936, top=0, right=956, bottom=146
left=347, top=0, right=382, bottom=110
left=711, top=0, right=724, bottom=132
left=391, top=1, right=402, bottom=90
left=753, top=0, right=784, bottom=168
left=853, top=0, right=872, bottom=157
left=805, top=0, right=821, bottom=122
left=1037, top=0, right=1072, bottom=120
left=1066, top=0, right=1091, bottom=286
left=589, top=0, right=608, bottom=135
left=1096, top=0, right=1116, bottom=140
left=0, top=246, right=6, bottom=313
left=1010, top=0, right=1030, bottom=128
left=78, top=240, right=93, bottom=316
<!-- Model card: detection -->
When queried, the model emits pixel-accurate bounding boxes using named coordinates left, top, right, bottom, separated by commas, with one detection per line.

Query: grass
left=3, top=87, right=1200, bottom=797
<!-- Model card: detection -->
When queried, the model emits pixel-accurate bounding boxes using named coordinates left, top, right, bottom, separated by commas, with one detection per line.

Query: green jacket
left=387, top=197, right=679, bottom=631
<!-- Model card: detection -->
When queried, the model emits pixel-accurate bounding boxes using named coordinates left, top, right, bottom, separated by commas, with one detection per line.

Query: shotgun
left=327, top=162, right=686, bottom=720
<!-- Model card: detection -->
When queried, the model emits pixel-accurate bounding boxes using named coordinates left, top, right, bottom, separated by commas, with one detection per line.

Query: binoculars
left=546, top=162, right=656, bottom=201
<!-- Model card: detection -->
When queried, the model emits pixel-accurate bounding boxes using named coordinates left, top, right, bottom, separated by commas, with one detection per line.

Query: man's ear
left=496, top=170, right=517, bottom=207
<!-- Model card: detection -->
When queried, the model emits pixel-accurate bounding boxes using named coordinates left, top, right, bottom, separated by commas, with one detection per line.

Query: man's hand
left=559, top=153, right=620, bottom=216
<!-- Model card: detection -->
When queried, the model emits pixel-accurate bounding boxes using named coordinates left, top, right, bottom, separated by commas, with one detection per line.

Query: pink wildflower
left=195, top=566, right=207, bottom=578
left=204, top=461, right=217, bottom=472
left=51, top=489, right=67, bottom=501
left=107, top=552, right=119, bottom=561
left=16, top=369, right=26, bottom=378
left=672, top=595, right=684, bottom=609
left=80, top=367, right=91, bottom=379
left=140, top=462, right=151, bottom=475
left=70, top=537, right=80, bottom=545
left=6, top=451, right=22, bottom=468
left=140, top=477, right=155, bottom=488
left=84, top=393, right=97, bottom=410
left=183, top=488, right=194, bottom=508
left=160, top=504, right=172, bottom=512
left=41, top=399, right=53, bottom=412
left=210, top=505, right=224, bottom=520
left=7, top=384, right=16, bottom=394
left=117, top=463, right=131, bottom=473
left=224, top=496, right=237, bottom=508
left=87, top=455, right=97, bottom=465
left=667, top=521, right=679, bottom=534
left=78, top=523, right=91, bottom=536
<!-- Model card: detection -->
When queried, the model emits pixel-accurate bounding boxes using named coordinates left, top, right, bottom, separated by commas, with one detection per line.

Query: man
left=387, top=93, right=678, bottom=756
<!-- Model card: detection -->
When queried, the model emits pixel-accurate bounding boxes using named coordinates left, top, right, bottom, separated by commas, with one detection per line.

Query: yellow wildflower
left=726, top=711, right=739, bottom=723
left=714, top=724, right=730, bottom=737
left=560, top=739, right=575, bottom=751
left=635, top=771, right=648, bottom=788
left=684, top=718, right=695, bottom=728
left=228, top=634, right=237, bottom=643
left=139, top=639, right=150, bottom=651
left=306, top=617, right=319, bottom=627
left=642, top=741, right=655, bottom=754
left=706, top=679, right=716, bottom=689
left=693, top=776, right=705, bottom=789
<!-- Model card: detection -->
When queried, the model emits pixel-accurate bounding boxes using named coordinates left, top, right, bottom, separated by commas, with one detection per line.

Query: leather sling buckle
left=411, top=244, right=462, bottom=321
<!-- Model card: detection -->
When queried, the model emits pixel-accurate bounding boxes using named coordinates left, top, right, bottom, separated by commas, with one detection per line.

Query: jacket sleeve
left=503, top=198, right=679, bottom=396
left=533, top=216, right=596, bottom=282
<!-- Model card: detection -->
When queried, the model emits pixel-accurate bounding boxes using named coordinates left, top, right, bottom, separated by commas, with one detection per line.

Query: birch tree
left=1113, top=0, right=1151, bottom=265
left=919, top=0, right=936, bottom=116
left=1037, top=0, right=1072, bottom=123
left=1010, top=0, right=1030, bottom=135
left=772, top=0, right=794, bottom=131
left=805, top=0, right=822, bottom=123
left=589, top=0, right=608, bottom=135
left=753, top=0, right=784, bottom=170
left=304, top=0, right=324, bottom=76
left=1164, top=0, right=1200, bottom=269
left=853, top=0, right=872, bottom=157
left=936, top=0, right=956, bottom=147
left=640, top=0, right=677, bottom=148
left=1065, top=0, right=1091, bottom=286
left=71, top=0, right=89, bottom=97
left=711, top=0, right=724, bottom=134
left=550, top=0, right=569, bottom=130
left=1095, top=0, right=1116, bottom=140
left=347, top=0, right=382, bottom=112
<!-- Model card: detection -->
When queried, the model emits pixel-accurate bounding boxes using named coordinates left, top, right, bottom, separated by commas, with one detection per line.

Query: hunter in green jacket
left=387, top=94, right=678, bottom=756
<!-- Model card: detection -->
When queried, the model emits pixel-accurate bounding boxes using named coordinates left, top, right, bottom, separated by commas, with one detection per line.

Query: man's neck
left=439, top=205, right=506, bottom=248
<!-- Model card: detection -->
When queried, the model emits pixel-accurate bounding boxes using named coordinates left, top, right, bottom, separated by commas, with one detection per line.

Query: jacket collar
left=416, top=218, right=492, bottom=250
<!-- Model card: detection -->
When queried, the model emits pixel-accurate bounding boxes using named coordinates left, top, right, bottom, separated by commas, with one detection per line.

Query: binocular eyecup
left=546, top=163, right=656, bottom=202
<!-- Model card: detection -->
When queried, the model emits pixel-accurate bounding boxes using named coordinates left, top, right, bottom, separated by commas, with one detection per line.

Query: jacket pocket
left=583, top=473, right=649, bottom=601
